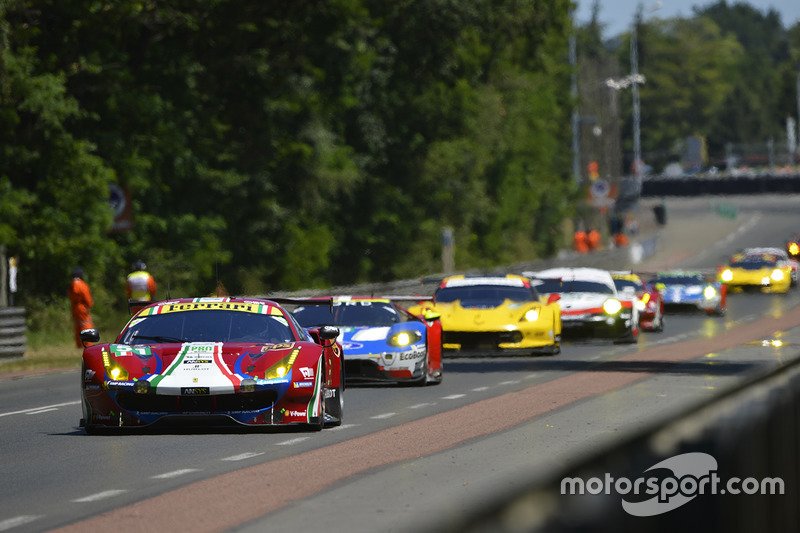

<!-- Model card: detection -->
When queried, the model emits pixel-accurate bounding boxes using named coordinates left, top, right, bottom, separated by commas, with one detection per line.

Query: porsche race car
left=718, top=249, right=793, bottom=293
left=526, top=267, right=639, bottom=344
left=79, top=297, right=344, bottom=432
left=407, top=274, right=562, bottom=356
left=290, top=296, right=443, bottom=385
left=610, top=271, right=665, bottom=332
left=648, top=270, right=726, bottom=315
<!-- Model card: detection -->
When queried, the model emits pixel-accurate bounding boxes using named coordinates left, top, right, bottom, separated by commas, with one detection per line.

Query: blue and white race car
left=291, top=296, right=443, bottom=386
left=647, top=270, right=727, bottom=316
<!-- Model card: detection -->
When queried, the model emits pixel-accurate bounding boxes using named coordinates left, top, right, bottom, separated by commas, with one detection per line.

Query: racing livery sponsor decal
left=262, top=342, right=295, bottom=351
left=298, top=367, right=314, bottom=379
left=138, top=300, right=286, bottom=318
left=147, top=343, right=245, bottom=395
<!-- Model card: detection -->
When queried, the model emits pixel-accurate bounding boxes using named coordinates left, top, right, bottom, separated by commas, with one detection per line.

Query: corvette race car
left=718, top=248, right=793, bottom=293
left=79, top=297, right=344, bottom=432
left=648, top=270, right=726, bottom=315
left=610, top=271, right=665, bottom=332
left=741, top=247, right=798, bottom=286
left=290, top=296, right=443, bottom=385
left=525, top=267, right=638, bottom=344
left=407, top=274, right=561, bottom=356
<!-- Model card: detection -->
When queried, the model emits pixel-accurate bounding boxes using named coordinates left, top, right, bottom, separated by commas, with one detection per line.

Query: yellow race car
left=407, top=274, right=561, bottom=356
left=718, top=249, right=792, bottom=293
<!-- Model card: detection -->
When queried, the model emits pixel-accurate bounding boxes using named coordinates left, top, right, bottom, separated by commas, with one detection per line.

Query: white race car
left=524, top=267, right=639, bottom=344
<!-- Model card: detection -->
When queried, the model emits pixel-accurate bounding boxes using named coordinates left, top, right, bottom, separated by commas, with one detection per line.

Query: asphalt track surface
left=1, top=194, right=799, bottom=533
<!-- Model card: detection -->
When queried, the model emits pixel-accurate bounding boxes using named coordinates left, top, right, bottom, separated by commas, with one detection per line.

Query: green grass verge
left=0, top=303, right=132, bottom=375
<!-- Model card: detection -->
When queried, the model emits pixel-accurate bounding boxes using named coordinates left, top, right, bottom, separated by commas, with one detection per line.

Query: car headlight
left=720, top=269, right=733, bottom=282
left=603, top=299, right=622, bottom=314
left=522, top=309, right=540, bottom=322
left=102, top=351, right=129, bottom=381
left=703, top=286, right=717, bottom=299
left=771, top=269, right=784, bottom=281
left=263, top=350, right=299, bottom=380
left=636, top=293, right=650, bottom=311
left=789, top=243, right=799, bottom=256
left=388, top=330, right=422, bottom=347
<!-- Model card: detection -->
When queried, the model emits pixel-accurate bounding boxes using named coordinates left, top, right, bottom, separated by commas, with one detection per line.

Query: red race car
left=79, top=297, right=343, bottom=432
left=610, top=271, right=665, bottom=332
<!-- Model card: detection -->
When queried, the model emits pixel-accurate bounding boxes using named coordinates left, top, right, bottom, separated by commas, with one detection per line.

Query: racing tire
left=323, top=362, right=344, bottom=427
left=653, top=309, right=665, bottom=332
left=614, top=324, right=639, bottom=344
left=324, top=386, right=344, bottom=427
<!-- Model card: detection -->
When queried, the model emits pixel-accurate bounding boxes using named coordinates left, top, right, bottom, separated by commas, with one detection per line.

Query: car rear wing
left=267, top=297, right=335, bottom=312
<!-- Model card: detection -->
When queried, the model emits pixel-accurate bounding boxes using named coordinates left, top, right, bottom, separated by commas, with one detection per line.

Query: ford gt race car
left=407, top=275, right=561, bottom=356
left=610, top=271, right=665, bottom=332
left=648, top=270, right=726, bottom=316
left=526, top=267, right=639, bottom=344
left=290, top=296, right=443, bottom=385
left=718, top=248, right=793, bottom=293
left=79, top=297, right=344, bottom=432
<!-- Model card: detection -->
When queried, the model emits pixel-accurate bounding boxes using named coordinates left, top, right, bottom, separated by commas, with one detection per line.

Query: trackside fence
left=433, top=355, right=800, bottom=533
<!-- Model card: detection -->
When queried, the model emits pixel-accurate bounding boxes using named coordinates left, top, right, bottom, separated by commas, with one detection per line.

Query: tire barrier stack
left=433, top=357, right=800, bottom=533
left=0, top=307, right=27, bottom=360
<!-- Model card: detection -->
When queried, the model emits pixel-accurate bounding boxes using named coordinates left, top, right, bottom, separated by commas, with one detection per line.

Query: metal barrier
left=642, top=174, right=800, bottom=197
left=0, top=307, right=27, bottom=359
left=434, top=357, right=800, bottom=533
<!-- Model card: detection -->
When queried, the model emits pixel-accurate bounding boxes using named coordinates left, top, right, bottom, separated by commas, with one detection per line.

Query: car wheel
left=323, top=362, right=344, bottom=427
left=654, top=308, right=665, bottom=332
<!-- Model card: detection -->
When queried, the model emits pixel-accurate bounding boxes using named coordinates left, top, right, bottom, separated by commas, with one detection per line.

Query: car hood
left=85, top=341, right=320, bottom=394
left=432, top=300, right=542, bottom=327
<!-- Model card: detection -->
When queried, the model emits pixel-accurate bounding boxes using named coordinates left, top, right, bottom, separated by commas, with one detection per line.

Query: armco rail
left=434, top=353, right=800, bottom=533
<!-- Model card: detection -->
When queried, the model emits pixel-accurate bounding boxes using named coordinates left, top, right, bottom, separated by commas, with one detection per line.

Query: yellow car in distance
left=406, top=274, right=561, bottom=356
left=718, top=250, right=792, bottom=293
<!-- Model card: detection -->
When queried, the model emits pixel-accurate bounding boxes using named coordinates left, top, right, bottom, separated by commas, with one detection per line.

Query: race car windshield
left=612, top=279, right=642, bottom=291
left=653, top=275, right=705, bottom=285
left=119, top=310, right=296, bottom=345
left=730, top=256, right=777, bottom=268
left=435, top=285, right=537, bottom=307
left=294, top=302, right=401, bottom=328
left=535, top=279, right=614, bottom=295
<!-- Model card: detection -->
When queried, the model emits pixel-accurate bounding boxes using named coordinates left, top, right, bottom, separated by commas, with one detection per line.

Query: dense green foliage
left=1, top=0, right=799, bottom=313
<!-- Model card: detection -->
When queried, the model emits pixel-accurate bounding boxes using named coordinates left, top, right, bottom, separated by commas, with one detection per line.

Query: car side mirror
left=318, top=325, right=340, bottom=340
left=80, top=328, right=100, bottom=343
left=422, top=309, right=441, bottom=321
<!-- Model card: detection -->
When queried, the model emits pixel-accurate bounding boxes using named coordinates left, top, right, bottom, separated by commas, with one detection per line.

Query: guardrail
left=642, top=174, right=800, bottom=197
left=0, top=307, right=27, bottom=359
left=434, top=355, right=800, bottom=533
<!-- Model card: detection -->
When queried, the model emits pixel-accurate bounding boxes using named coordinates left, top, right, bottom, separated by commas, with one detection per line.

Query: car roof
left=527, top=267, right=615, bottom=284
left=439, top=274, right=530, bottom=288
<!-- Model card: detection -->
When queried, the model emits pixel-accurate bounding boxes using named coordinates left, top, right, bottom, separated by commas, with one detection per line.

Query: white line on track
left=371, top=412, right=397, bottom=419
left=329, top=423, right=359, bottom=431
left=524, top=373, right=540, bottom=379
left=0, top=401, right=80, bottom=418
left=499, top=380, right=520, bottom=386
left=472, top=386, right=489, bottom=391
left=73, top=490, right=127, bottom=503
left=151, top=469, right=201, bottom=480
left=26, top=408, right=59, bottom=415
left=0, top=516, right=41, bottom=531
left=442, top=394, right=465, bottom=400
left=408, top=402, right=435, bottom=409
left=221, top=452, right=265, bottom=461
left=275, top=437, right=310, bottom=446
